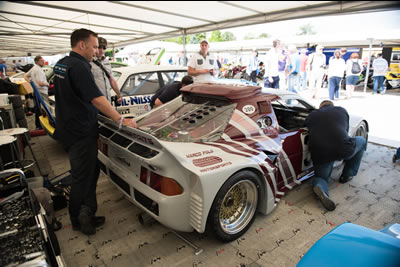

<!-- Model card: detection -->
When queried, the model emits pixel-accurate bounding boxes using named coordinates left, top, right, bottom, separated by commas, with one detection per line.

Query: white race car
left=97, top=83, right=368, bottom=242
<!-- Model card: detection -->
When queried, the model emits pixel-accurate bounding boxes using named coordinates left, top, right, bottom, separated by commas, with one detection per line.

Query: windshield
left=137, top=96, right=236, bottom=142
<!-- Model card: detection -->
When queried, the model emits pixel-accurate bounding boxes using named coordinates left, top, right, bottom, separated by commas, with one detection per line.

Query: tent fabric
left=0, top=1, right=399, bottom=57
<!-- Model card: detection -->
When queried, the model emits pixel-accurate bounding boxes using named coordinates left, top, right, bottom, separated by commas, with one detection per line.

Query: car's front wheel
left=209, top=170, right=260, bottom=242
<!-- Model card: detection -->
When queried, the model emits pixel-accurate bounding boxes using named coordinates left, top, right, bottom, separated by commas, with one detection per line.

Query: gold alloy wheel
left=219, top=180, right=258, bottom=235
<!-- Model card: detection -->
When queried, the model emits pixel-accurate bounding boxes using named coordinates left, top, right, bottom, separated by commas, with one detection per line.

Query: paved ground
left=24, top=85, right=400, bottom=267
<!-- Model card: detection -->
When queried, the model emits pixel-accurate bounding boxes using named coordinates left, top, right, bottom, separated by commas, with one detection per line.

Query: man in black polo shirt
left=304, top=100, right=366, bottom=211
left=54, top=28, right=136, bottom=235
left=150, top=75, right=193, bottom=108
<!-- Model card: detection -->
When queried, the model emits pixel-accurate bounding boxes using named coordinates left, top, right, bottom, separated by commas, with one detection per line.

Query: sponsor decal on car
left=121, top=95, right=153, bottom=106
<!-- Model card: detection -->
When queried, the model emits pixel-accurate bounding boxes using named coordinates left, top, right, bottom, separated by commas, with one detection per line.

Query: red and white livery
left=97, top=83, right=368, bottom=241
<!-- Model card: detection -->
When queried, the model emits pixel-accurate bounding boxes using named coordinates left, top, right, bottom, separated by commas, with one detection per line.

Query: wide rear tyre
left=209, top=170, right=260, bottom=242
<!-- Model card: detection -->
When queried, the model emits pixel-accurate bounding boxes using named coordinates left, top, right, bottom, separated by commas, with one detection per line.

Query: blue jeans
left=373, top=76, right=385, bottom=93
left=288, top=73, right=300, bottom=93
left=396, top=147, right=400, bottom=158
left=300, top=72, right=307, bottom=91
left=328, top=76, right=341, bottom=100
left=312, top=136, right=367, bottom=195
left=264, top=76, right=280, bottom=88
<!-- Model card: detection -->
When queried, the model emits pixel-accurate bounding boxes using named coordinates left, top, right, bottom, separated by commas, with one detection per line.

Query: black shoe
left=92, top=216, right=105, bottom=228
left=78, top=212, right=96, bottom=235
left=72, top=216, right=105, bottom=231
left=339, top=176, right=353, bottom=184
left=393, top=154, right=398, bottom=163
left=313, top=186, right=336, bottom=211
left=51, top=219, right=62, bottom=231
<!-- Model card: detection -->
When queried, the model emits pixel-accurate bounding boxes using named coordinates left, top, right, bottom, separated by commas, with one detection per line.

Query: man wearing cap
left=188, top=39, right=218, bottom=83
left=90, top=37, right=122, bottom=104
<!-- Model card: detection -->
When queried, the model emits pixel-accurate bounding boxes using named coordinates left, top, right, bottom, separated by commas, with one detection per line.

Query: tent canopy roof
left=1, top=1, right=399, bottom=57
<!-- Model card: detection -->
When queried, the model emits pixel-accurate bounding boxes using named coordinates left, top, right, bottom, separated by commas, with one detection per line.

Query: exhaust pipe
left=137, top=212, right=156, bottom=226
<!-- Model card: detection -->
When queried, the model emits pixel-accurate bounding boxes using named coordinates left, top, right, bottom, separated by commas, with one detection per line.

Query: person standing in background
left=345, top=53, right=363, bottom=99
left=372, top=53, right=388, bottom=94
left=278, top=44, right=287, bottom=90
left=287, top=45, right=300, bottom=94
left=90, top=37, right=122, bottom=104
left=188, top=39, right=218, bottom=83
left=264, top=39, right=281, bottom=88
left=0, top=59, right=7, bottom=78
left=307, top=45, right=326, bottom=99
left=299, top=48, right=309, bottom=91
left=24, top=56, right=49, bottom=129
left=328, top=50, right=346, bottom=100
left=246, top=49, right=259, bottom=83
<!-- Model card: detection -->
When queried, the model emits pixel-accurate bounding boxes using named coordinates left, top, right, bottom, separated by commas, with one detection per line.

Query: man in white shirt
left=24, top=56, right=49, bottom=129
left=90, top=37, right=122, bottom=103
left=188, top=39, right=218, bottom=83
left=372, top=53, right=389, bottom=94
left=264, top=39, right=281, bottom=88
left=327, top=50, right=346, bottom=100
left=307, top=45, right=327, bottom=98
left=24, top=56, right=49, bottom=100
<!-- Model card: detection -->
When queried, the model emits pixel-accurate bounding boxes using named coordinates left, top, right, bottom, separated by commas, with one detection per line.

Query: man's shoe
left=78, top=212, right=96, bottom=235
left=339, top=176, right=353, bottom=184
left=72, top=216, right=105, bottom=231
left=313, top=186, right=336, bottom=211
left=92, top=216, right=105, bottom=228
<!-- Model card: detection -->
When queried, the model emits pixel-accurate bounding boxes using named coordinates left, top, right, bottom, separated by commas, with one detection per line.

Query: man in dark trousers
left=54, top=28, right=136, bottom=235
left=150, top=75, right=193, bottom=108
left=305, top=100, right=367, bottom=211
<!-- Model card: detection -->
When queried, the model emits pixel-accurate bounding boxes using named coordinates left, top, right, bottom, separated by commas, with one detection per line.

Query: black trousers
left=250, top=70, right=257, bottom=83
left=66, top=135, right=100, bottom=222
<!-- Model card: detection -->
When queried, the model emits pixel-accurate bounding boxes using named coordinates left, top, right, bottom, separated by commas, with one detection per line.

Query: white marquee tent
left=1, top=1, right=399, bottom=57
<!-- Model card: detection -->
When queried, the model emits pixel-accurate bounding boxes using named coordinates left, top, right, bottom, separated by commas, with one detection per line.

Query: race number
left=242, top=105, right=256, bottom=115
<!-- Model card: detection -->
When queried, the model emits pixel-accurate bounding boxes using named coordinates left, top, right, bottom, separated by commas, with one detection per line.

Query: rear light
left=97, top=139, right=108, bottom=156
left=140, top=166, right=147, bottom=184
left=139, top=167, right=183, bottom=196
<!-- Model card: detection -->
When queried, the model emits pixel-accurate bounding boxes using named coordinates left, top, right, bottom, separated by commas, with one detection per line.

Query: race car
left=97, top=83, right=368, bottom=242
left=111, top=65, right=187, bottom=118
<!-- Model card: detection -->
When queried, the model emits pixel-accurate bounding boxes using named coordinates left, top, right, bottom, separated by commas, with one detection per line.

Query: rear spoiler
left=98, top=114, right=163, bottom=149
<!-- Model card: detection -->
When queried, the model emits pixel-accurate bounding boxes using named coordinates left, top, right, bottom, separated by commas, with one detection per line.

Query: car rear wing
left=98, top=114, right=163, bottom=150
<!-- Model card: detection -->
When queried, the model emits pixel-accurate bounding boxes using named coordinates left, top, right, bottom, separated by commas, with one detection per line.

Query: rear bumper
left=98, top=151, right=195, bottom=232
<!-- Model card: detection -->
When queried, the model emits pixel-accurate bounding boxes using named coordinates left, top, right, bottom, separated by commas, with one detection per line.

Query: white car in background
left=111, top=65, right=187, bottom=118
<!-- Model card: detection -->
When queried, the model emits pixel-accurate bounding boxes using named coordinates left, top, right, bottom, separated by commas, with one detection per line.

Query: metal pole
left=364, top=38, right=373, bottom=93
left=183, top=30, right=187, bottom=66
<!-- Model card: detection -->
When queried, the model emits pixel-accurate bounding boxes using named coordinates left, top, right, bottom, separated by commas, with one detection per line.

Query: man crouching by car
left=305, top=100, right=367, bottom=211
left=54, top=28, right=136, bottom=235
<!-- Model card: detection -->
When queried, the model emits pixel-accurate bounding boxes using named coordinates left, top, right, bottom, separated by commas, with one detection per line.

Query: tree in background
left=164, top=31, right=236, bottom=44
left=221, top=31, right=236, bottom=41
left=244, top=32, right=270, bottom=40
left=297, top=23, right=316, bottom=35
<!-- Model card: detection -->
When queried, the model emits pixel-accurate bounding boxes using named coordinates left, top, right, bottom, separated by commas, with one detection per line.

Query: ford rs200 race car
left=97, top=83, right=368, bottom=242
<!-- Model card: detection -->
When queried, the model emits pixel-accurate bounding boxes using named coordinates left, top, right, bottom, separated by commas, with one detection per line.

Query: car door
left=272, top=97, right=313, bottom=186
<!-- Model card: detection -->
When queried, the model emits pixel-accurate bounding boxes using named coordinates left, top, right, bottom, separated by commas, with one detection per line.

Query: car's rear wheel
left=355, top=121, right=368, bottom=140
left=209, top=170, right=260, bottom=242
